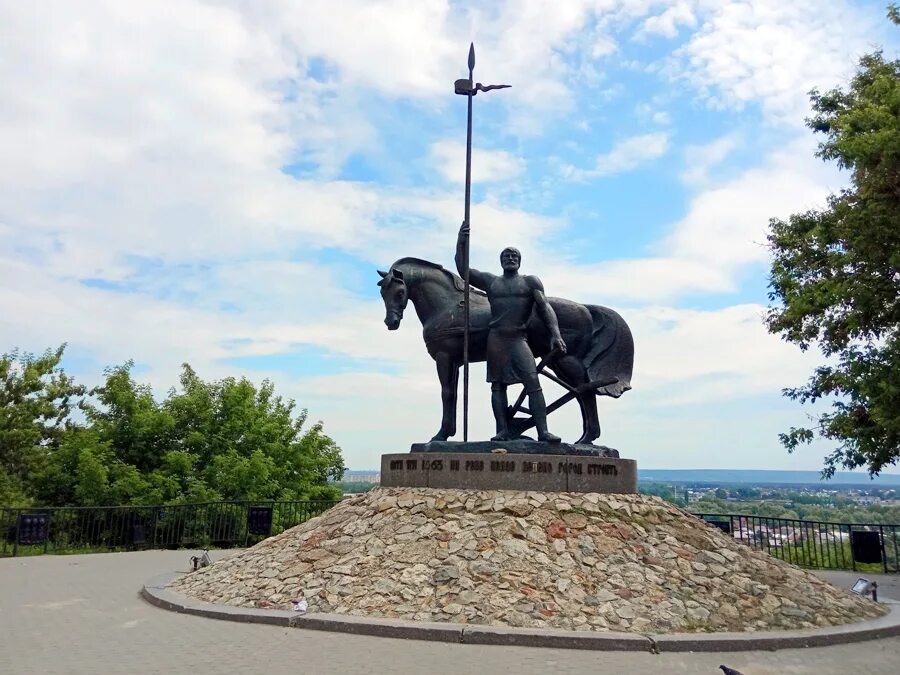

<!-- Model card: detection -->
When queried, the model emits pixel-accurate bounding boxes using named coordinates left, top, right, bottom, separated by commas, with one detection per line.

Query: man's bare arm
left=456, top=221, right=495, bottom=291
left=529, top=276, right=567, bottom=353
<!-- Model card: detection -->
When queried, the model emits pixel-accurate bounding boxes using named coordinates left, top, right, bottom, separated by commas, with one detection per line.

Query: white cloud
left=0, top=0, right=393, bottom=277
left=635, top=102, right=672, bottom=125
left=543, top=256, right=735, bottom=305
left=467, top=1, right=610, bottom=111
left=0, top=0, right=646, bottom=281
left=429, top=140, right=525, bottom=184
left=664, top=137, right=834, bottom=269
left=680, top=133, right=741, bottom=185
left=562, top=132, right=670, bottom=180
left=629, top=303, right=817, bottom=403
left=258, top=0, right=459, bottom=97
left=667, top=0, right=880, bottom=123
left=636, top=1, right=697, bottom=39
left=590, top=33, right=619, bottom=59
left=544, top=135, right=838, bottom=304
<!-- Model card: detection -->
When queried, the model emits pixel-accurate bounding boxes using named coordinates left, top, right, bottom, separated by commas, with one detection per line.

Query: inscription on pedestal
left=380, top=453, right=636, bottom=493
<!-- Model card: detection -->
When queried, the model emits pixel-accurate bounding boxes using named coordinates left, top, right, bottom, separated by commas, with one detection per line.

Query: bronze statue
left=455, top=222, right=564, bottom=442
left=377, top=255, right=634, bottom=447
left=376, top=43, right=633, bottom=452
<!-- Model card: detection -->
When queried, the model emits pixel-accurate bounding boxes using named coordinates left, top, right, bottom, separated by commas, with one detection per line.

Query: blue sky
left=1, top=1, right=898, bottom=473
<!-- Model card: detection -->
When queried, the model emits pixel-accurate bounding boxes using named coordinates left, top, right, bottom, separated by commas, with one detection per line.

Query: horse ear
left=392, top=269, right=404, bottom=281
left=377, top=269, right=389, bottom=278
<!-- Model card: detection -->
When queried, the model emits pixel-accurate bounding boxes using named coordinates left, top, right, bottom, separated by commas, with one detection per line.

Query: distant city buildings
left=728, top=517, right=855, bottom=548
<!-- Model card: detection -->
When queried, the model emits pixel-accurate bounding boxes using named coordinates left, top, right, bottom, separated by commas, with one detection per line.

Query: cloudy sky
left=2, top=1, right=898, bottom=473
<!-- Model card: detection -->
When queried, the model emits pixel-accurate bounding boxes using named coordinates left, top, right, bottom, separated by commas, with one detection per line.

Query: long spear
left=454, top=43, right=509, bottom=442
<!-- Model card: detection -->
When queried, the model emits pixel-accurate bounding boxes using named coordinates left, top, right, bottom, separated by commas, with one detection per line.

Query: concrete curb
left=650, top=599, right=900, bottom=652
left=142, top=572, right=900, bottom=652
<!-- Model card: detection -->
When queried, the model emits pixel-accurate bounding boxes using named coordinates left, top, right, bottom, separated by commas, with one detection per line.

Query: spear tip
left=468, top=43, right=475, bottom=71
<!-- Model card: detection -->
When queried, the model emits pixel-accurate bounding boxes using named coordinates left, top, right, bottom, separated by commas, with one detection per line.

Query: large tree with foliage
left=33, top=362, right=346, bottom=505
left=2, top=345, right=345, bottom=506
left=766, top=7, right=900, bottom=477
left=0, top=346, right=85, bottom=505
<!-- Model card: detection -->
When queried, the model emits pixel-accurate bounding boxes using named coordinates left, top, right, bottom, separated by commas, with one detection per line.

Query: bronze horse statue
left=378, top=258, right=634, bottom=444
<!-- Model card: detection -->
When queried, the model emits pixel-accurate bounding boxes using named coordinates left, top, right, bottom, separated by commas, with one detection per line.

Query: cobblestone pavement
left=817, top=569, right=900, bottom=603
left=1, top=550, right=899, bottom=675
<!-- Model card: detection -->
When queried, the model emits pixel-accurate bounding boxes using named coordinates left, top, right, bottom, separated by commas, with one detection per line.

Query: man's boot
left=491, top=386, right=511, bottom=441
left=529, top=389, right=561, bottom=443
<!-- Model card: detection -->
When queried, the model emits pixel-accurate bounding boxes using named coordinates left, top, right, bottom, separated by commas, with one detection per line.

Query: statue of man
left=456, top=222, right=566, bottom=442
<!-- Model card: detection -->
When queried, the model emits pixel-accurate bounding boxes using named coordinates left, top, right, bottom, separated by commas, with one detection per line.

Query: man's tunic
left=484, top=274, right=539, bottom=389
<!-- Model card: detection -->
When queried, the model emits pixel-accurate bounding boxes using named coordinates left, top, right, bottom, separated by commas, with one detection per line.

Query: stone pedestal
left=380, top=452, right=637, bottom=494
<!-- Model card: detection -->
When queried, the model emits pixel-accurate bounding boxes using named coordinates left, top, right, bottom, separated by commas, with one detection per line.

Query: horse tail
left=582, top=305, right=634, bottom=398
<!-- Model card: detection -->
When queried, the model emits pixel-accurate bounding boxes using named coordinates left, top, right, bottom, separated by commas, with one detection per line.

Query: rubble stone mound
left=171, top=487, right=886, bottom=633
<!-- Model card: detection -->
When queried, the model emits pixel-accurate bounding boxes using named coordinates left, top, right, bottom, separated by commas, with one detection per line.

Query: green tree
left=337, top=481, right=377, bottom=494
left=165, top=365, right=345, bottom=500
left=752, top=502, right=800, bottom=520
left=0, top=345, right=85, bottom=505
left=1, top=348, right=345, bottom=507
left=87, top=362, right=345, bottom=503
left=766, top=7, right=900, bottom=477
left=734, top=487, right=761, bottom=500
left=87, top=362, right=175, bottom=474
left=32, top=427, right=159, bottom=507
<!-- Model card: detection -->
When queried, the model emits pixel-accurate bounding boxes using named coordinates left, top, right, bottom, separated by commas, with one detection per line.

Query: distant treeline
left=640, top=483, right=900, bottom=525
left=337, top=481, right=377, bottom=494
left=638, top=469, right=900, bottom=486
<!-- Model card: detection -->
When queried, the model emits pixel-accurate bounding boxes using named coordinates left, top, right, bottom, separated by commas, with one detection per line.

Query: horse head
left=377, top=267, right=408, bottom=330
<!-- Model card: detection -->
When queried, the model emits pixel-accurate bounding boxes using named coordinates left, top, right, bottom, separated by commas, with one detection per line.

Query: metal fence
left=1, top=500, right=339, bottom=558
left=3, top=502, right=898, bottom=573
left=696, top=513, right=899, bottom=574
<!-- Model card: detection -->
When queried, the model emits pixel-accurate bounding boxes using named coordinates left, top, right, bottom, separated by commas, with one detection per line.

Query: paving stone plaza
left=2, top=549, right=899, bottom=674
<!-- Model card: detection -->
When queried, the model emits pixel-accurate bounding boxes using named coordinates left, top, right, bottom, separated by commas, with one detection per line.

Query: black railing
left=696, top=513, right=899, bottom=574
left=0, top=500, right=339, bottom=558
left=3, top=502, right=898, bottom=573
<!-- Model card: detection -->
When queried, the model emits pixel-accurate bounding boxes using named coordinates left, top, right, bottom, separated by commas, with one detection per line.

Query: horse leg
left=431, top=351, right=457, bottom=441
left=577, top=392, right=601, bottom=444
left=551, top=355, right=600, bottom=444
